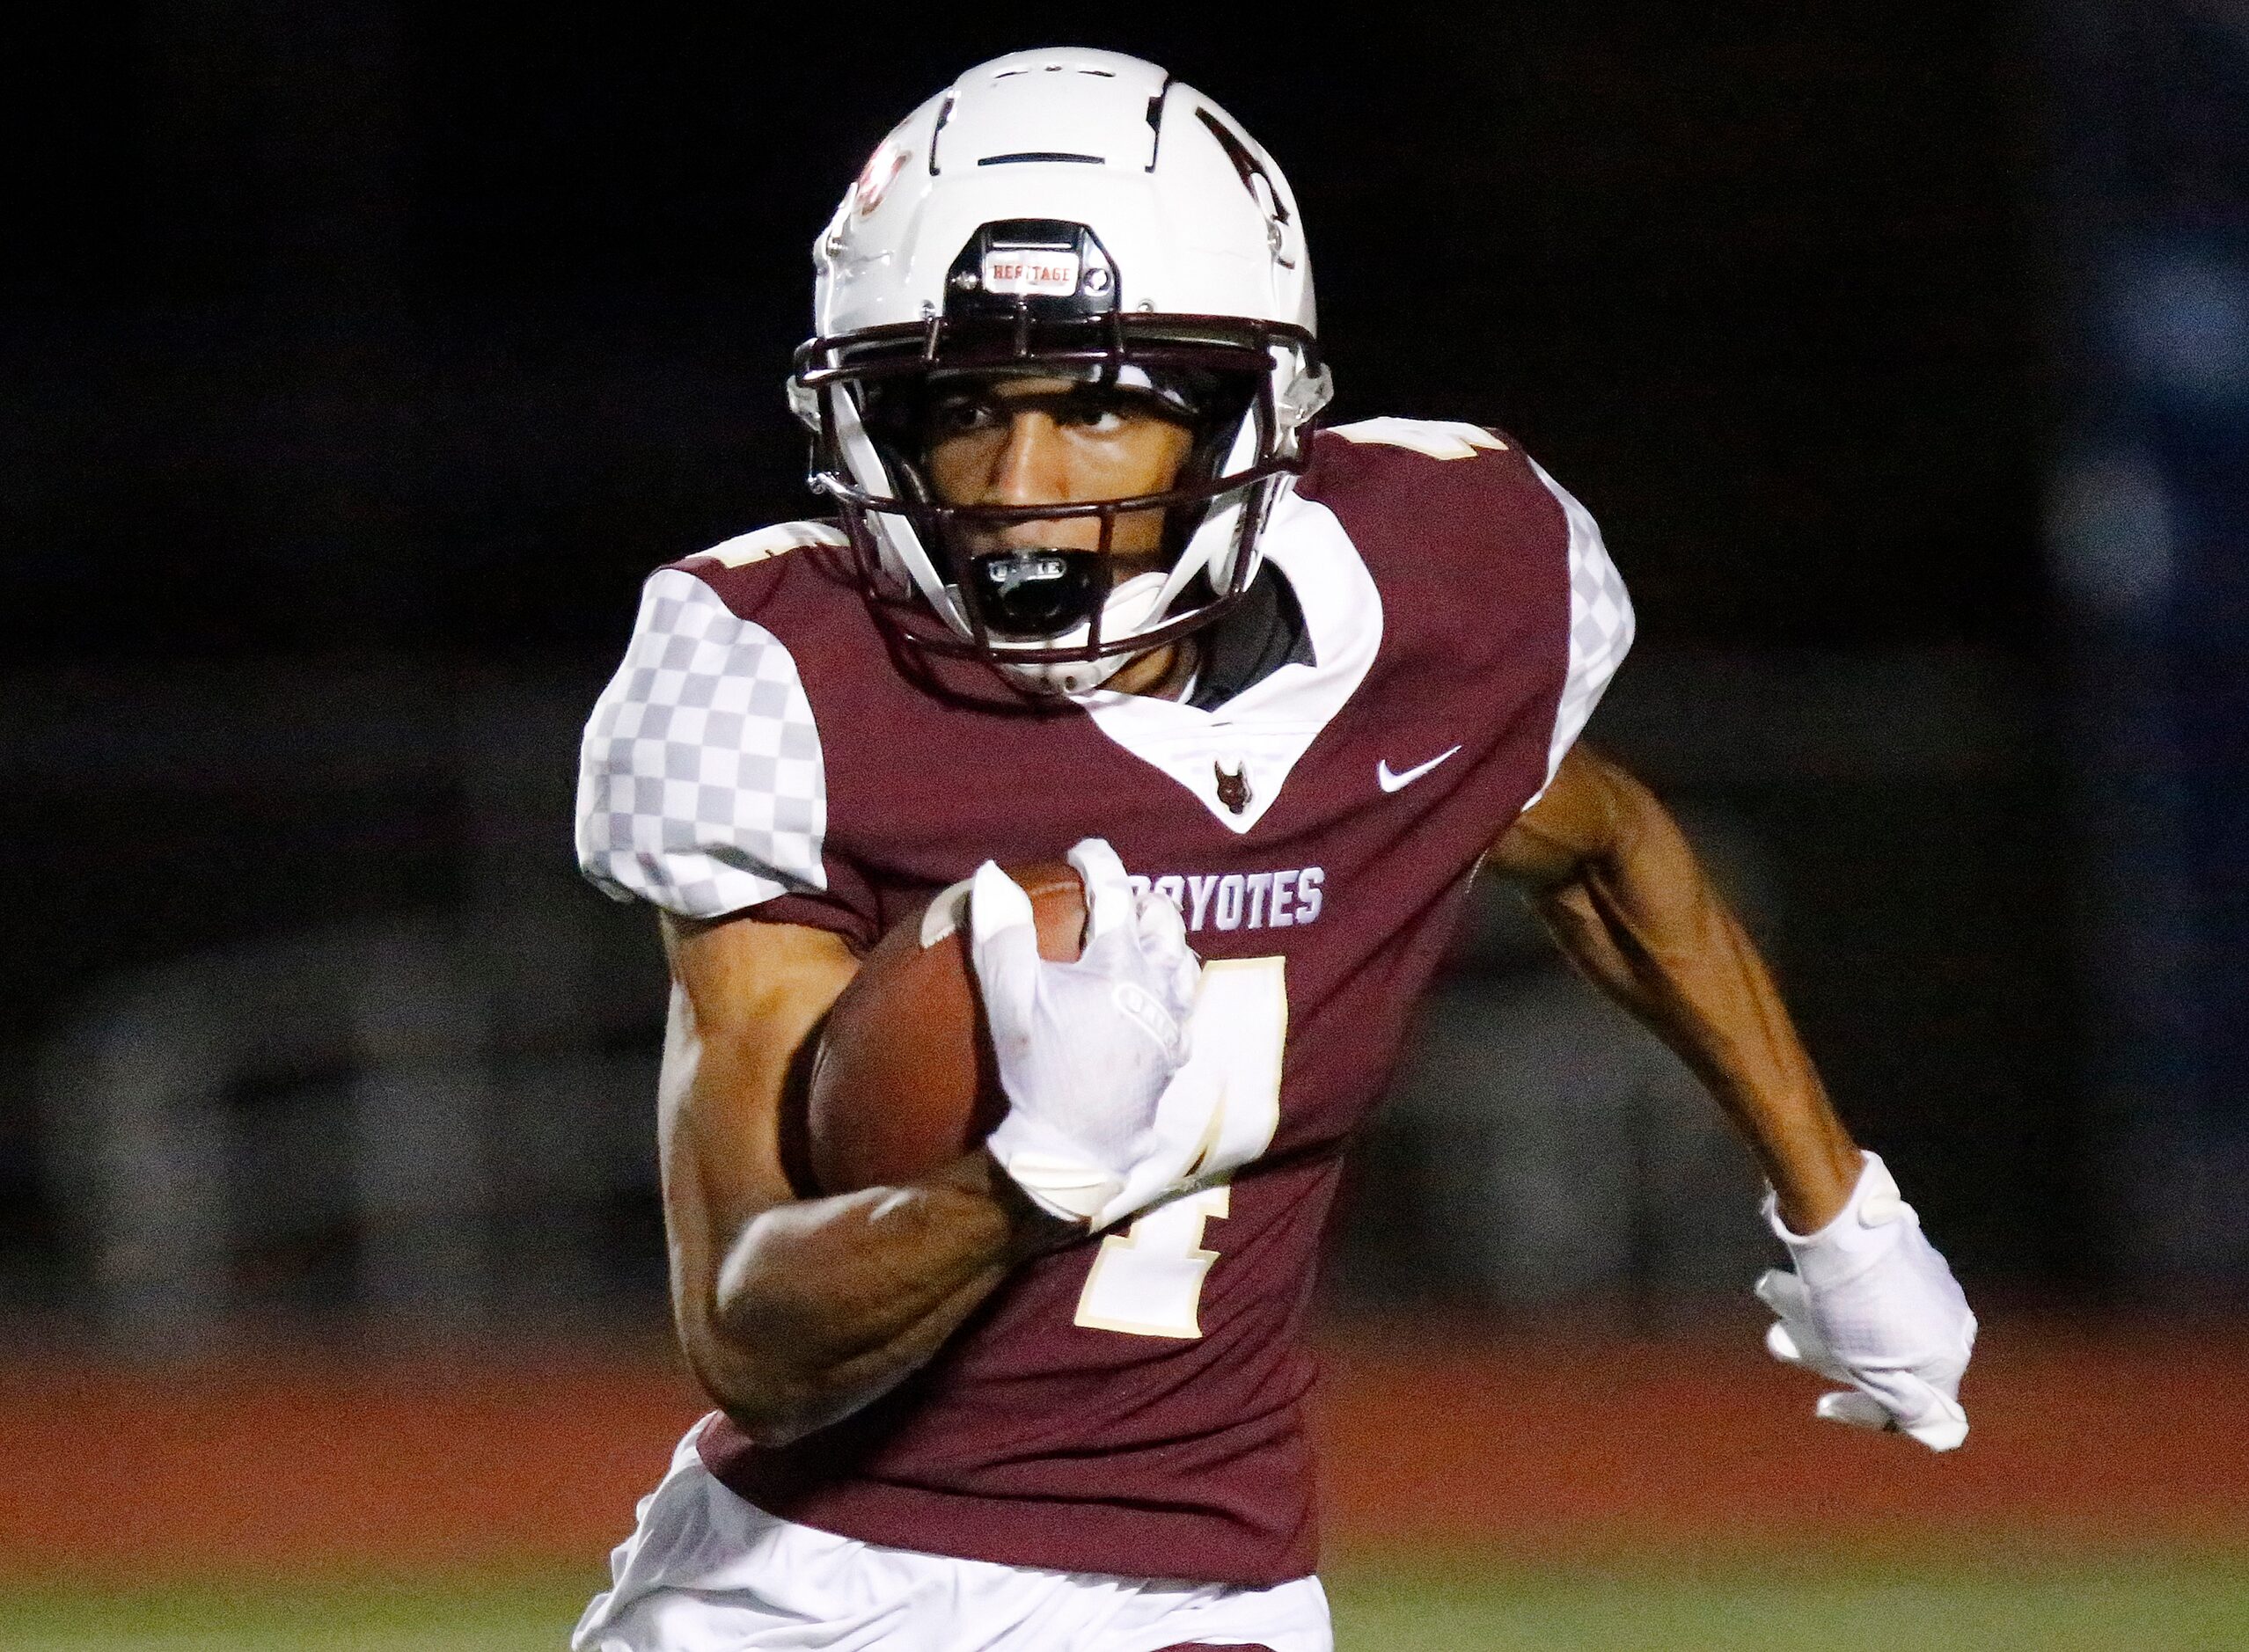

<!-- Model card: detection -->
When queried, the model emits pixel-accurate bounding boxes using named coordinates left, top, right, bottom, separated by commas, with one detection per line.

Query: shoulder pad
left=1324, top=418, right=1509, bottom=463
left=692, top=520, right=849, bottom=570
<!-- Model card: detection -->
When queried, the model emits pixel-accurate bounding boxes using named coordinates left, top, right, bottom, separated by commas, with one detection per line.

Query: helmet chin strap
left=1158, top=407, right=1264, bottom=613
left=832, top=387, right=953, bottom=611
left=994, top=570, right=1174, bottom=697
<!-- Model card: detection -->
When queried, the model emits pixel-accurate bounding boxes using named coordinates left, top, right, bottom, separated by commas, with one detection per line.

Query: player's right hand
left=971, top=837, right=1203, bottom=1230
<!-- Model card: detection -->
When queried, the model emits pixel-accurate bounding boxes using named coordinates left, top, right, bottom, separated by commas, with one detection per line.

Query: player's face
left=922, top=375, right=1195, bottom=572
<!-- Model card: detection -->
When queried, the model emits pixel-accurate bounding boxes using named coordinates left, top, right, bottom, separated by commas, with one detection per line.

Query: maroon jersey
left=575, top=419, right=1632, bottom=1585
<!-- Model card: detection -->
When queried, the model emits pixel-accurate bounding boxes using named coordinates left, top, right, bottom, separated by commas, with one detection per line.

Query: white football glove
left=1755, top=1151, right=1977, bottom=1451
left=971, top=838, right=1207, bottom=1231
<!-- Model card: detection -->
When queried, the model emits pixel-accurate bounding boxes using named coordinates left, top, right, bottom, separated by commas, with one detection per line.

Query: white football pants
left=573, top=1421, right=1334, bottom=1652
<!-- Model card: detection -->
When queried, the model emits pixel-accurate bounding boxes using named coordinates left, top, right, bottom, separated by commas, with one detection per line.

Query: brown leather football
left=805, top=860, right=1088, bottom=1195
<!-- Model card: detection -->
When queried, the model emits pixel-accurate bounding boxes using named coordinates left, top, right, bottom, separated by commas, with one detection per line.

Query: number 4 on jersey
left=1073, top=957, right=1286, bottom=1339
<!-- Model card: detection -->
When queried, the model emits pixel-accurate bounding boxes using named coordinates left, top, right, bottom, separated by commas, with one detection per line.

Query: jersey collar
left=1074, top=478, right=1384, bottom=833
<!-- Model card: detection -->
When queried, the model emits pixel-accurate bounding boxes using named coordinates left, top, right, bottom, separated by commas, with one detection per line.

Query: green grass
left=4, top=1553, right=2245, bottom=1650
left=1330, top=1553, right=2249, bottom=1651
left=0, top=1575, right=586, bottom=1652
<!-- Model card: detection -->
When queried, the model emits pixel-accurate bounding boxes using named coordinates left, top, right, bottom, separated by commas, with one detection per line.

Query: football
left=804, top=860, right=1088, bottom=1195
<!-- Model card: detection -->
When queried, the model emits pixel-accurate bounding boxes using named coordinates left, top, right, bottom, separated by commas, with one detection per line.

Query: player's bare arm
left=657, top=911, right=1070, bottom=1445
left=1492, top=744, right=1977, bottom=1448
left=1488, top=743, right=1860, bottom=1230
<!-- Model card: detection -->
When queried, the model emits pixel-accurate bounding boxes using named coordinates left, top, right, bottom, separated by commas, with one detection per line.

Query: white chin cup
left=994, top=571, right=1172, bottom=697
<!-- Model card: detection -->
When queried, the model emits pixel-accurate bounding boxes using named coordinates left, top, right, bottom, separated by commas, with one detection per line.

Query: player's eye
left=931, top=394, right=1000, bottom=435
left=1057, top=392, right=1132, bottom=434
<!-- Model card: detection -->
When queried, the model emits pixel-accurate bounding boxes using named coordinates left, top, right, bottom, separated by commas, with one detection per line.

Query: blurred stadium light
left=2039, top=0, right=2249, bottom=1296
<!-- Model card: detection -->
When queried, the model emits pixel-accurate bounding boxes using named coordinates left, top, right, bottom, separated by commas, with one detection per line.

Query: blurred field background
left=6, top=1327, right=2249, bottom=1647
left=6, top=2, right=2247, bottom=1648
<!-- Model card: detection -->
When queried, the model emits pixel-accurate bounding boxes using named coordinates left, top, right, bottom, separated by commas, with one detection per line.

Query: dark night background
left=6, top=1, right=2242, bottom=1340
left=11, top=6, right=2048, bottom=656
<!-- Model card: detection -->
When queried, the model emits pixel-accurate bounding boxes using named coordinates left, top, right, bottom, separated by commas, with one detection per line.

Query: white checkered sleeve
left=1527, top=457, right=1634, bottom=798
left=575, top=568, right=828, bottom=918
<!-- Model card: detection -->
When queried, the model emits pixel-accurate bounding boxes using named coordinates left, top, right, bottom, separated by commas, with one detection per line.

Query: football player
left=571, top=48, right=1976, bottom=1652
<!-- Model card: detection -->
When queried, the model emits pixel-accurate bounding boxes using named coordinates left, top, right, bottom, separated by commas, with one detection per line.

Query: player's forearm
left=1530, top=781, right=1861, bottom=1231
left=687, top=1151, right=1065, bottom=1444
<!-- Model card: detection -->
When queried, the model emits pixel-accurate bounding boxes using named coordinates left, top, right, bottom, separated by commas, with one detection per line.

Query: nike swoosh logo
left=1377, top=744, right=1463, bottom=793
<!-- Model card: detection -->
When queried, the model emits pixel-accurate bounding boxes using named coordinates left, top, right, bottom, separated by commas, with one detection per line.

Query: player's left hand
left=1754, top=1151, right=1977, bottom=1451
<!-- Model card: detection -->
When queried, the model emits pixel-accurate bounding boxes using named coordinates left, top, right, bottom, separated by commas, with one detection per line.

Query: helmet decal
left=850, top=139, right=912, bottom=220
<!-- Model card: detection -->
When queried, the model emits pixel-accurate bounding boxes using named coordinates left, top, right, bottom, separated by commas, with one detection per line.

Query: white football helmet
left=790, top=48, right=1331, bottom=694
